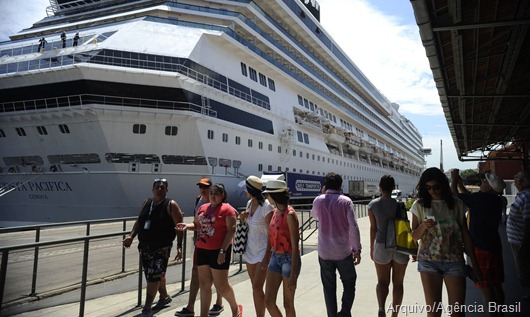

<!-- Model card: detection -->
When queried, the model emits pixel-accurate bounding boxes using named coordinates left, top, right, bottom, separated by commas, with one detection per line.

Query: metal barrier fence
left=0, top=202, right=369, bottom=316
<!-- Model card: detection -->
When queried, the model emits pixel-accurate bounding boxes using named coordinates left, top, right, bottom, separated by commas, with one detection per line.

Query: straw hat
left=262, top=180, right=288, bottom=193
left=246, top=176, right=263, bottom=191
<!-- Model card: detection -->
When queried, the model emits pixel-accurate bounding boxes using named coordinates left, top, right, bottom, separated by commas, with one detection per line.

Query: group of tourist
left=122, top=166, right=530, bottom=317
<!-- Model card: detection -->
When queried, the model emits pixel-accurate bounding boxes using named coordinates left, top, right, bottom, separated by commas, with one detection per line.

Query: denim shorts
left=268, top=252, right=301, bottom=278
left=417, top=259, right=466, bottom=277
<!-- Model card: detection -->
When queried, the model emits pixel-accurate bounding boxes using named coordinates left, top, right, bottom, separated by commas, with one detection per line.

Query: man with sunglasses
left=123, top=178, right=184, bottom=317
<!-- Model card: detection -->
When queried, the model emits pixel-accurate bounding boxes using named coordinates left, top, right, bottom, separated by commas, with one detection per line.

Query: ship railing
left=0, top=48, right=270, bottom=111
left=0, top=94, right=218, bottom=118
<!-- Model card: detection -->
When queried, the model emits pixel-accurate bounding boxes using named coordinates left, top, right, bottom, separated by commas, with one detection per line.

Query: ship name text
left=1, top=181, right=73, bottom=192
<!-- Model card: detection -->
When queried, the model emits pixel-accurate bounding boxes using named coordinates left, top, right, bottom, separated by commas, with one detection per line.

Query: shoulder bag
left=233, top=201, right=250, bottom=255
left=393, top=202, right=418, bottom=256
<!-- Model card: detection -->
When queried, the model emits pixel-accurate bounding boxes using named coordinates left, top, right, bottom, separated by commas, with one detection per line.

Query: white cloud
left=319, top=0, right=441, bottom=116
left=0, top=0, right=50, bottom=41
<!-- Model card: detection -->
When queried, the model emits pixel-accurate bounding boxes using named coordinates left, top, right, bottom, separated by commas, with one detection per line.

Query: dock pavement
left=7, top=216, right=528, bottom=317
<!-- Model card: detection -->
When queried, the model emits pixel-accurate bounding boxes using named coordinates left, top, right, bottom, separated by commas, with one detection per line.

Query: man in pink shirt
left=311, top=172, right=362, bottom=317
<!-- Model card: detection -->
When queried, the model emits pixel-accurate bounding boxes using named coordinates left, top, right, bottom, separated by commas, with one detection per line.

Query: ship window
left=222, top=133, right=228, bottom=142
left=286, top=167, right=289, bottom=172
left=297, top=95, right=303, bottom=106
left=59, top=124, right=70, bottom=134
left=297, top=131, right=303, bottom=142
left=240, top=62, right=247, bottom=77
left=309, top=102, right=314, bottom=111
left=259, top=73, right=267, bottom=86
left=249, top=67, right=257, bottom=81
left=268, top=78, right=276, bottom=91
left=268, top=165, right=272, bottom=171
left=133, top=124, right=146, bottom=134
left=306, top=153, right=309, bottom=159
left=48, top=153, right=101, bottom=164
left=303, top=98, right=309, bottom=109
left=15, top=127, right=26, bottom=136
left=4, top=155, right=44, bottom=166
left=162, top=155, right=207, bottom=165
left=293, top=150, right=296, bottom=156
left=303, top=133, right=309, bottom=144
left=37, top=126, right=48, bottom=135
left=0, top=129, right=5, bottom=138
left=105, top=153, right=160, bottom=164
left=235, top=136, right=241, bottom=145
left=299, top=151, right=302, bottom=157
left=312, top=154, right=315, bottom=160
left=278, top=146, right=281, bottom=153
left=258, top=163, right=263, bottom=171
left=248, top=139, right=253, bottom=147
left=207, top=130, right=214, bottom=139
left=268, top=144, right=272, bottom=151
left=258, top=141, right=263, bottom=149
left=165, top=126, right=178, bottom=136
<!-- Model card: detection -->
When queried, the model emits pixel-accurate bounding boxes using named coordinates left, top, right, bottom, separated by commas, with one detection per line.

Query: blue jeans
left=318, top=255, right=357, bottom=317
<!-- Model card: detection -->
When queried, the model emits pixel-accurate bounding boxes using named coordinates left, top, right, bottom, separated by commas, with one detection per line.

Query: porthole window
left=241, top=62, right=248, bottom=77
left=59, top=124, right=70, bottom=134
left=37, top=126, right=48, bottom=135
left=133, top=124, right=146, bottom=134
left=165, top=126, right=178, bottom=136
left=15, top=127, right=27, bottom=136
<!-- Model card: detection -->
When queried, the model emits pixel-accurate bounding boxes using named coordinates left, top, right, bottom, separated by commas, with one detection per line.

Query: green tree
left=460, top=169, right=481, bottom=186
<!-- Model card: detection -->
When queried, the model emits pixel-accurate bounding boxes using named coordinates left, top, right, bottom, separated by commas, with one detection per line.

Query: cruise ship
left=0, top=0, right=427, bottom=227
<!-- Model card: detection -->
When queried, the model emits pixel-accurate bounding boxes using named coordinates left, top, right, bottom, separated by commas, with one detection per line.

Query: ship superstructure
left=0, top=0, right=426, bottom=226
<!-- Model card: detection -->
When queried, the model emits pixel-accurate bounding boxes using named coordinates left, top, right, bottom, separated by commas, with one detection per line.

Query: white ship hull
left=0, top=0, right=425, bottom=226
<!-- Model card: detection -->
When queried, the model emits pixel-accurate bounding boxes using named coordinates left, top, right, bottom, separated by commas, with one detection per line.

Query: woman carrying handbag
left=239, top=176, right=274, bottom=317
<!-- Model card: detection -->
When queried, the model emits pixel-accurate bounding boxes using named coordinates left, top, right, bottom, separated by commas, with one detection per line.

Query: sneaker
left=208, top=304, right=224, bottom=315
left=174, top=307, right=195, bottom=317
left=153, top=296, right=172, bottom=310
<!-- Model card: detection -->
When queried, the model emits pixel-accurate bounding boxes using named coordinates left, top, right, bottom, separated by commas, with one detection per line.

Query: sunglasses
left=424, top=184, right=441, bottom=191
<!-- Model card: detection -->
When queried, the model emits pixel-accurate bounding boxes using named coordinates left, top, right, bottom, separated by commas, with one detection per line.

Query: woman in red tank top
left=262, top=180, right=300, bottom=317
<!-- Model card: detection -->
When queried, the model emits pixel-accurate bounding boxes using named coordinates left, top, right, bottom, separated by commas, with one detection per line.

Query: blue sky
left=0, top=0, right=479, bottom=171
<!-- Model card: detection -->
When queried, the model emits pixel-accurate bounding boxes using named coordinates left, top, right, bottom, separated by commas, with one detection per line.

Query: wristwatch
left=219, top=248, right=225, bottom=254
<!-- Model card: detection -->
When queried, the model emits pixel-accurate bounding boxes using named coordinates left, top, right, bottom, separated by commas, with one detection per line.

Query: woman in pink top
left=177, top=184, right=243, bottom=317
left=262, top=180, right=300, bottom=317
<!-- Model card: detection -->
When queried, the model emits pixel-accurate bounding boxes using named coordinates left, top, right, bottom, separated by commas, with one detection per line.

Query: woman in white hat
left=239, top=176, right=274, bottom=317
left=262, top=180, right=300, bottom=317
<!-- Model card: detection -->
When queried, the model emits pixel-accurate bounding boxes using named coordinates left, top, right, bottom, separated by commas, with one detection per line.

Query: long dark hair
left=416, top=167, right=455, bottom=209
